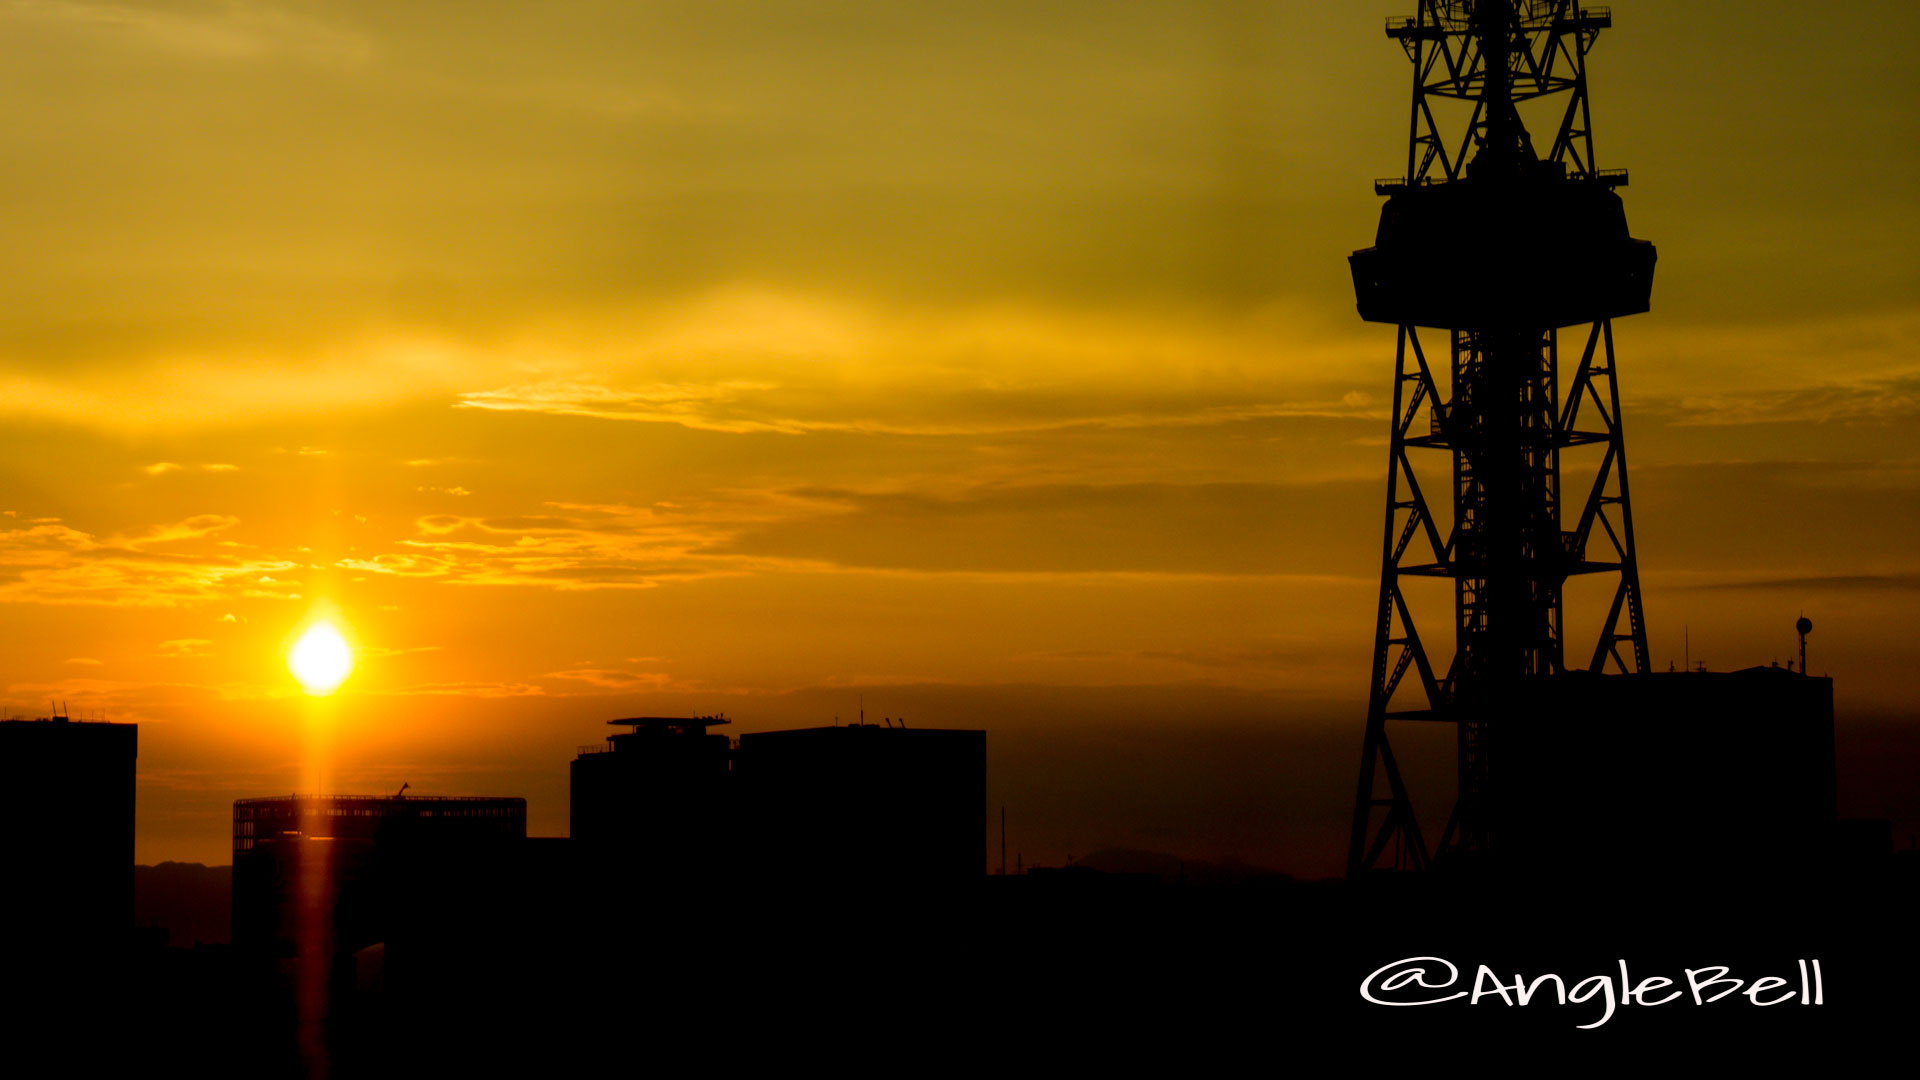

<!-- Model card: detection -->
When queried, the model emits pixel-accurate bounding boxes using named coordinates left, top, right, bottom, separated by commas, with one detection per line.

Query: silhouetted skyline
left=0, top=2, right=1915, bottom=887
left=0, top=6, right=1915, bottom=1071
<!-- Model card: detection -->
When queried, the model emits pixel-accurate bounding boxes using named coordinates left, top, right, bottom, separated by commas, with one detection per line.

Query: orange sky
left=2, top=2, right=1917, bottom=873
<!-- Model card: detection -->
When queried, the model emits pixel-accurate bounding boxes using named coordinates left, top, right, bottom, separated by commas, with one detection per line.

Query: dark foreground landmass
left=11, top=852, right=1913, bottom=1075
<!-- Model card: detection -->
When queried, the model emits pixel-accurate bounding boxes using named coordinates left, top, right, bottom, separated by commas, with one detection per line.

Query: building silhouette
left=737, top=724, right=986, bottom=889
left=232, top=794, right=526, bottom=980
left=570, top=715, right=732, bottom=887
left=568, top=717, right=985, bottom=895
left=0, top=715, right=136, bottom=950
left=1495, top=666, right=1835, bottom=876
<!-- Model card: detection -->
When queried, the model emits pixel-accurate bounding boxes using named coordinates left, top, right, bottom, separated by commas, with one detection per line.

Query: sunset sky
left=2, top=1, right=1916, bottom=873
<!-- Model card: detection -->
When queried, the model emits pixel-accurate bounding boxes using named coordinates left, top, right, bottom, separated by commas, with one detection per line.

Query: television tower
left=1346, top=1, right=1655, bottom=875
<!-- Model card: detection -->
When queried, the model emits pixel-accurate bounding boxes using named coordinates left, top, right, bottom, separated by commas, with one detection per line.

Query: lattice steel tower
left=1346, top=1, right=1654, bottom=875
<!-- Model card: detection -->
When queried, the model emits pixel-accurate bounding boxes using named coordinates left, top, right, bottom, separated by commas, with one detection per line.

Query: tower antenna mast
left=1347, top=1, right=1655, bottom=875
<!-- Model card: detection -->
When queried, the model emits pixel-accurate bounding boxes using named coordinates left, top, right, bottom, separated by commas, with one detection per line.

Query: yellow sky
left=2, top=2, right=1916, bottom=872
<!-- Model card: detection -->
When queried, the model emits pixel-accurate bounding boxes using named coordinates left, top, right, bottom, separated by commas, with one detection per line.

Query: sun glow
left=289, top=623, right=354, bottom=696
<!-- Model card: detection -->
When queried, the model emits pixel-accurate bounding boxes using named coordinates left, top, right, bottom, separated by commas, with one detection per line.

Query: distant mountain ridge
left=1072, top=848, right=1292, bottom=886
left=134, top=862, right=230, bottom=947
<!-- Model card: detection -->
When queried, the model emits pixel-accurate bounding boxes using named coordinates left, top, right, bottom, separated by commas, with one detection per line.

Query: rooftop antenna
left=1796, top=615, right=1813, bottom=676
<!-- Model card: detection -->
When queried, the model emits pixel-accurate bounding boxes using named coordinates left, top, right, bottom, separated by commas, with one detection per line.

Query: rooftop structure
left=570, top=716, right=732, bottom=884
left=232, top=793, right=526, bottom=856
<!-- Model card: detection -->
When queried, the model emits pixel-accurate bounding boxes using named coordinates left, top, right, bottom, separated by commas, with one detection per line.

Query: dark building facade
left=1495, top=667, right=1836, bottom=876
left=736, top=724, right=985, bottom=887
left=569, top=719, right=986, bottom=894
left=0, top=717, right=136, bottom=949
left=570, top=716, right=732, bottom=886
left=232, top=794, right=526, bottom=965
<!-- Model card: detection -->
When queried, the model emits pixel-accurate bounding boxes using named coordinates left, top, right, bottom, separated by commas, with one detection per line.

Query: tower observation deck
left=1347, top=1, right=1656, bottom=875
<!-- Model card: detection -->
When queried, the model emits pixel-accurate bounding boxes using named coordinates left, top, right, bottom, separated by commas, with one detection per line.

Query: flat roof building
left=0, top=716, right=136, bottom=950
left=568, top=717, right=987, bottom=900
left=1495, top=667, right=1835, bottom=877
left=736, top=724, right=986, bottom=889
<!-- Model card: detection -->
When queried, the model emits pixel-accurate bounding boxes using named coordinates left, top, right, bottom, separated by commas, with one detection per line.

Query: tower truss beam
left=1345, top=3, right=1654, bottom=877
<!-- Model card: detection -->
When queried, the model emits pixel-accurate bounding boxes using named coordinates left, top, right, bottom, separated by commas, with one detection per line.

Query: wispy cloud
left=336, top=498, right=789, bottom=591
left=1684, top=572, right=1920, bottom=592
left=1624, top=309, right=1920, bottom=425
left=373, top=681, right=547, bottom=699
left=1639, top=375, right=1920, bottom=427
left=449, top=291, right=1381, bottom=438
left=125, top=514, right=239, bottom=546
left=456, top=380, right=1383, bottom=437
left=0, top=675, right=229, bottom=725
left=357, top=645, right=441, bottom=659
left=5, top=0, right=373, bottom=66
left=308, top=472, right=1386, bottom=592
left=143, top=462, right=240, bottom=476
left=3, top=289, right=1378, bottom=435
left=544, top=669, right=676, bottom=692
left=157, top=638, right=213, bottom=658
left=0, top=517, right=298, bottom=607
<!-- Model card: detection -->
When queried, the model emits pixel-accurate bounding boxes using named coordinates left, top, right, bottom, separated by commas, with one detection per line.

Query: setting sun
left=288, top=624, right=354, bottom=696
